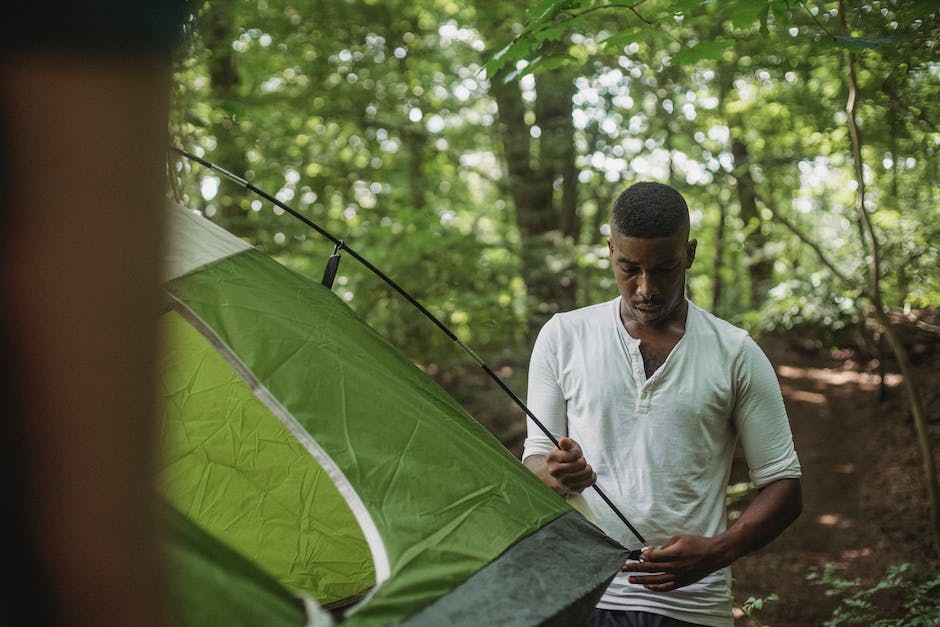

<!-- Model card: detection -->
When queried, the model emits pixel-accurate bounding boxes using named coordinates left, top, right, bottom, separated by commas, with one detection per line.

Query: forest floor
left=435, top=309, right=940, bottom=627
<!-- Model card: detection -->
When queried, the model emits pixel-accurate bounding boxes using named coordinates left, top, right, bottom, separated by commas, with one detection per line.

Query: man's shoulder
left=536, top=298, right=617, bottom=344
left=553, top=298, right=617, bottom=326
left=688, top=301, right=751, bottom=346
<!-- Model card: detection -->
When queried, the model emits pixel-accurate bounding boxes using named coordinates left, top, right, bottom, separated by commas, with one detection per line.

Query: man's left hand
left=620, top=534, right=729, bottom=592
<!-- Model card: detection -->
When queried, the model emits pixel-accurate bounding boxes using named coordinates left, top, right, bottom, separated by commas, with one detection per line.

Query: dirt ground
left=729, top=314, right=940, bottom=626
left=437, top=310, right=940, bottom=626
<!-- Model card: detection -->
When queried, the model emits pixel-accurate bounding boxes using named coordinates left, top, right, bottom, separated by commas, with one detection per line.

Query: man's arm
left=524, top=437, right=597, bottom=497
left=621, top=477, right=802, bottom=591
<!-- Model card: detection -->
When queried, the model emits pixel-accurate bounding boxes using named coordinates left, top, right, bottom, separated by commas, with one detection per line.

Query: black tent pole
left=170, top=147, right=649, bottom=555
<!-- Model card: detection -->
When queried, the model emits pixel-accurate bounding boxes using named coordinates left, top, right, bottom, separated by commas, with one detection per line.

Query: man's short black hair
left=611, top=182, right=690, bottom=238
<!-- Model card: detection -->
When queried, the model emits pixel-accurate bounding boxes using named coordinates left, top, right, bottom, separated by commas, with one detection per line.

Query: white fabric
left=163, top=202, right=251, bottom=281
left=522, top=298, right=801, bottom=627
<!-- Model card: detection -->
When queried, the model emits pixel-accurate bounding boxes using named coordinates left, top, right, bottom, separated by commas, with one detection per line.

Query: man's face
left=608, top=229, right=697, bottom=327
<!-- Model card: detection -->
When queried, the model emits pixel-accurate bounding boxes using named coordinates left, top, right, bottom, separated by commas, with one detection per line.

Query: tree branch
left=730, top=172, right=863, bottom=294
left=838, top=0, right=940, bottom=557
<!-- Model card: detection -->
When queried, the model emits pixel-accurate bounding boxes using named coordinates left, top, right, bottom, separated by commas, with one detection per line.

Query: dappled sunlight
left=818, top=513, right=854, bottom=529
left=832, top=463, right=856, bottom=475
left=783, top=388, right=828, bottom=405
left=776, top=365, right=903, bottom=391
left=840, top=547, right=873, bottom=560
left=805, top=547, right=875, bottom=573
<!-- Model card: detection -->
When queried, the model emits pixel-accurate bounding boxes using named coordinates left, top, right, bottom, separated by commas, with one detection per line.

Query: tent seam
left=166, top=296, right=392, bottom=595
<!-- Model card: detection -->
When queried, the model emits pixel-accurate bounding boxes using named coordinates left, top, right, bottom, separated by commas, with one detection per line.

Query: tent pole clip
left=322, top=240, right=344, bottom=289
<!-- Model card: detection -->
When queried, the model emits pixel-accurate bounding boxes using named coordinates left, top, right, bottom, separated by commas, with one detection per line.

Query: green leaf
left=483, top=44, right=513, bottom=79
left=601, top=26, right=654, bottom=52
left=527, top=0, right=564, bottom=24
left=770, top=0, right=789, bottom=23
left=671, top=0, right=709, bottom=16
left=502, top=58, right=537, bottom=83
left=502, top=53, right=572, bottom=83
left=671, top=39, right=735, bottom=66
left=834, top=35, right=896, bottom=51
left=724, top=0, right=769, bottom=29
left=484, top=38, right=538, bottom=79
left=532, top=54, right=574, bottom=73
left=532, top=24, right=565, bottom=45
left=901, top=0, right=939, bottom=21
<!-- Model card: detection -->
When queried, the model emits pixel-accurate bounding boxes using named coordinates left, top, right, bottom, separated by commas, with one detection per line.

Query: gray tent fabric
left=400, top=511, right=624, bottom=626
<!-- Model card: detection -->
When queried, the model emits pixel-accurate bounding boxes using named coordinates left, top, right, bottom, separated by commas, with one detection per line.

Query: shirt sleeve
left=521, top=315, right=568, bottom=462
left=732, top=337, right=802, bottom=488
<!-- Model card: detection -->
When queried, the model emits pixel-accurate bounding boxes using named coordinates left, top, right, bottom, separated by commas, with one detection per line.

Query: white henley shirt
left=522, top=297, right=801, bottom=627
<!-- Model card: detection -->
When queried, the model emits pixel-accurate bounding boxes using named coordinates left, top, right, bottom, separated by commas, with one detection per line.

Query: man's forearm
left=621, top=477, right=802, bottom=591
left=712, top=478, right=803, bottom=564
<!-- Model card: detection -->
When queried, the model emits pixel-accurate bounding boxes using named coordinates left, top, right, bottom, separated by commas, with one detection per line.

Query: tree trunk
left=712, top=198, right=727, bottom=316
left=202, top=0, right=249, bottom=237
left=485, top=55, right=579, bottom=341
left=717, top=58, right=773, bottom=310
left=730, top=137, right=774, bottom=309
left=839, top=0, right=940, bottom=555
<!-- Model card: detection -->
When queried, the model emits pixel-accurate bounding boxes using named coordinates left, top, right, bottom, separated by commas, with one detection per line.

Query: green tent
left=159, top=205, right=626, bottom=626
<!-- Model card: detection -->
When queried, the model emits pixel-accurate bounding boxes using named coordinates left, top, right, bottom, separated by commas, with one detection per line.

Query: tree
left=171, top=0, right=529, bottom=364
left=473, top=2, right=583, bottom=340
left=482, top=0, right=940, bottom=553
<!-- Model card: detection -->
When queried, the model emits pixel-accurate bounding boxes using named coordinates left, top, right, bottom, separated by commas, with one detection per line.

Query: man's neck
left=620, top=299, right=689, bottom=378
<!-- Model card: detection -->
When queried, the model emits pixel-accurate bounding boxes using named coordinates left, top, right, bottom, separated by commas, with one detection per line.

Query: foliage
left=484, top=0, right=934, bottom=79
left=477, top=0, right=940, bottom=337
left=168, top=0, right=939, bottom=366
left=807, top=562, right=940, bottom=626
left=170, top=0, right=522, bottom=364
left=733, top=591, right=779, bottom=627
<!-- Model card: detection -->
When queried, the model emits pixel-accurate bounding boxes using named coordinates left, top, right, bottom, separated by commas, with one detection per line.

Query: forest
left=169, top=1, right=939, bottom=624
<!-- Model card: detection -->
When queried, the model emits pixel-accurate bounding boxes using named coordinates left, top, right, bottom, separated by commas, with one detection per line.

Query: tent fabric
left=159, top=205, right=628, bottom=625
left=159, top=308, right=376, bottom=604
left=163, top=501, right=334, bottom=627
left=398, top=511, right=620, bottom=626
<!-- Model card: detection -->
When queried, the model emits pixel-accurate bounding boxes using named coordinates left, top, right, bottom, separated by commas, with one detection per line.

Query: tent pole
left=171, top=147, right=650, bottom=553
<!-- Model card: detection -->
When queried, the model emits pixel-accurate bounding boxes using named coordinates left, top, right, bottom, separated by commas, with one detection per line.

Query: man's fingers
left=627, top=573, right=674, bottom=586
left=645, top=536, right=682, bottom=561
left=641, top=581, right=679, bottom=592
left=547, top=438, right=595, bottom=492
left=548, top=456, right=588, bottom=473
left=627, top=572, right=680, bottom=591
left=550, top=438, right=582, bottom=461
left=547, top=449, right=577, bottom=465
left=557, top=436, right=577, bottom=451
left=552, top=464, right=595, bottom=487
left=564, top=470, right=596, bottom=492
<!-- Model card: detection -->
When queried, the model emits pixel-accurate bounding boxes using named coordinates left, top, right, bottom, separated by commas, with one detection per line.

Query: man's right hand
left=545, top=437, right=596, bottom=495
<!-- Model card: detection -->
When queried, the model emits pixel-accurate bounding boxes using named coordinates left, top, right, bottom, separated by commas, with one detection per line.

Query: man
left=522, top=182, right=802, bottom=627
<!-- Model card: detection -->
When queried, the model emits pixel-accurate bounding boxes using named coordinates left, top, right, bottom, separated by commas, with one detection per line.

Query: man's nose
left=636, top=273, right=658, bottom=299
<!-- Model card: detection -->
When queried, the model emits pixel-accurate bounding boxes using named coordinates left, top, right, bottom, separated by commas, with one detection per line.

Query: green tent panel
left=159, top=205, right=628, bottom=625
left=163, top=502, right=334, bottom=627
left=160, top=310, right=374, bottom=605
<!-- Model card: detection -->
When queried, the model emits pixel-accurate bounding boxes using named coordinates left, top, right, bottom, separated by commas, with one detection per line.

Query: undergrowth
left=807, top=562, right=940, bottom=626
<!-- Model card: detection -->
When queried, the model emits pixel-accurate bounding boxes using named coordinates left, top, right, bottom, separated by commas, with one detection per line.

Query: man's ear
left=686, top=239, right=697, bottom=268
left=607, top=238, right=613, bottom=254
